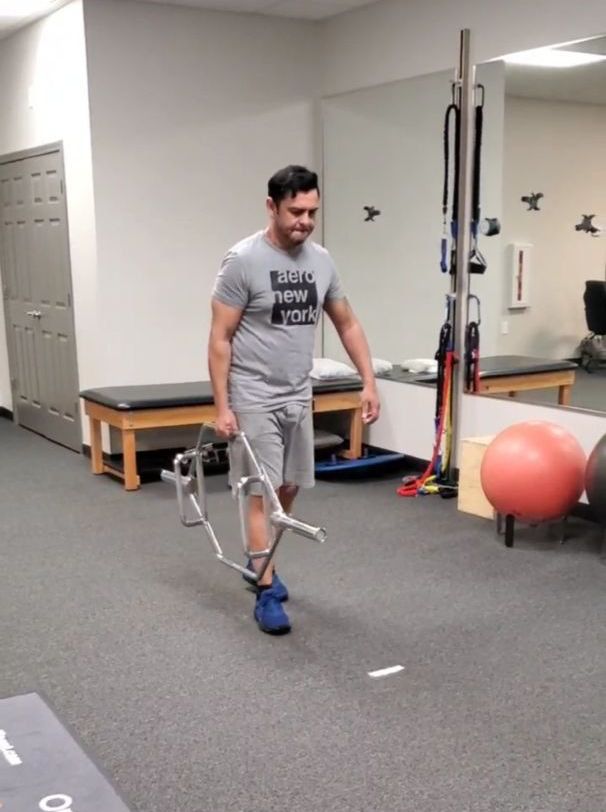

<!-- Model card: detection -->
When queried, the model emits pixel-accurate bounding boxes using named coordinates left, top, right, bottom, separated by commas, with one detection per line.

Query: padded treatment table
left=80, top=378, right=363, bottom=491
left=414, top=355, right=577, bottom=404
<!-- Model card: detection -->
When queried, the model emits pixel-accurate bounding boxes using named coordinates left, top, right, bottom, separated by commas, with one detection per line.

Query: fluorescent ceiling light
left=0, top=0, right=58, bottom=18
left=504, top=47, right=606, bottom=68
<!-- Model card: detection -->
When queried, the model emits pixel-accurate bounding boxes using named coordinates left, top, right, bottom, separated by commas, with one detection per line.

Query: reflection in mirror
left=321, top=61, right=506, bottom=384
left=321, top=40, right=606, bottom=416
left=485, top=34, right=606, bottom=413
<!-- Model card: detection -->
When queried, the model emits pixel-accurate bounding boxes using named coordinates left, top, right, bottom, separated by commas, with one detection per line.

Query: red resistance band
left=397, top=350, right=456, bottom=497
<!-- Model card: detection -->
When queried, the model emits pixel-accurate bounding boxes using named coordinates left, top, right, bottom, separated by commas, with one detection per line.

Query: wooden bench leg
left=122, top=429, right=141, bottom=491
left=89, top=416, right=104, bottom=474
left=341, top=407, right=363, bottom=460
left=558, top=384, right=571, bottom=406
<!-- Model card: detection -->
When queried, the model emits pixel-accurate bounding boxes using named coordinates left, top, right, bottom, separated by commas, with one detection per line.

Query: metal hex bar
left=161, top=428, right=326, bottom=583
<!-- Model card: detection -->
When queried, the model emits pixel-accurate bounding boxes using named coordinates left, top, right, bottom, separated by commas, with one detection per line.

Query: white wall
left=82, top=0, right=321, bottom=390
left=2, top=0, right=605, bottom=455
left=323, top=0, right=606, bottom=473
left=321, top=0, right=606, bottom=97
left=369, top=379, right=606, bottom=502
left=497, top=96, right=606, bottom=358
left=461, top=393, right=606, bottom=503
left=368, top=378, right=435, bottom=458
left=0, top=0, right=96, bottom=411
left=321, top=60, right=504, bottom=364
left=461, top=392, right=606, bottom=461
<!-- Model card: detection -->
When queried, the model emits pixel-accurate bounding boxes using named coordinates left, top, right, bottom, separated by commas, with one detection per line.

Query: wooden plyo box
left=457, top=435, right=495, bottom=520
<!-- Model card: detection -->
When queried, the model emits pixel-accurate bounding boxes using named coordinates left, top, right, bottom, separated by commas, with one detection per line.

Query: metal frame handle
left=161, top=427, right=326, bottom=583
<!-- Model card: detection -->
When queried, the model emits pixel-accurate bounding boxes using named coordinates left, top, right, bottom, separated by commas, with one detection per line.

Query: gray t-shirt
left=212, top=230, right=346, bottom=412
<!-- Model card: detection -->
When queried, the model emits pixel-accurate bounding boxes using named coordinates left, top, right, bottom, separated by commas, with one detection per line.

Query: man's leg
left=247, top=495, right=273, bottom=586
left=248, top=490, right=291, bottom=634
left=246, top=486, right=298, bottom=587
left=225, top=415, right=291, bottom=633
left=279, top=484, right=299, bottom=514
left=247, top=487, right=298, bottom=589
left=244, top=404, right=311, bottom=580
left=229, top=411, right=286, bottom=588
left=282, top=403, right=315, bottom=498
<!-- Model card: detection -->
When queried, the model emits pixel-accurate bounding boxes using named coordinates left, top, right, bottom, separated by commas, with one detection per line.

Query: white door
left=0, top=146, right=81, bottom=451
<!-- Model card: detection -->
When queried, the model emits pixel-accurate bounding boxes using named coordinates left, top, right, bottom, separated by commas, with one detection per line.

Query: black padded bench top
left=80, top=378, right=362, bottom=411
left=408, top=355, right=577, bottom=384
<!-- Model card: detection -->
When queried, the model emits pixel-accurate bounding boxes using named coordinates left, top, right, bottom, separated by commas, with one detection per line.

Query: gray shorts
left=228, top=403, right=315, bottom=495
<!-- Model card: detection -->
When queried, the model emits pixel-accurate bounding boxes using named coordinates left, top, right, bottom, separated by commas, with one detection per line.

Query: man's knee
left=279, top=484, right=299, bottom=511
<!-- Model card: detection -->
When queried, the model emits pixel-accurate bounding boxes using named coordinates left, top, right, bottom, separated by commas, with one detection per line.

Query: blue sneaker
left=254, top=588, right=291, bottom=634
left=243, top=560, right=289, bottom=602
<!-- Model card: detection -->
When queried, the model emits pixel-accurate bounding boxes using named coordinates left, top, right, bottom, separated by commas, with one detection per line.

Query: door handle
left=26, top=310, right=42, bottom=318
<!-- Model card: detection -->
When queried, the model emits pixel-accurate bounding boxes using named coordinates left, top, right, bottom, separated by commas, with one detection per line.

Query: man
left=209, top=165, right=380, bottom=635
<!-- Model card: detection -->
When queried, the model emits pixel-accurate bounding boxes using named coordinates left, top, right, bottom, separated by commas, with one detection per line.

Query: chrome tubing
left=161, top=428, right=327, bottom=582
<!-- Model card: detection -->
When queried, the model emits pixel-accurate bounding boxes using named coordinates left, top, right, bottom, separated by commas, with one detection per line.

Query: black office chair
left=580, top=280, right=606, bottom=371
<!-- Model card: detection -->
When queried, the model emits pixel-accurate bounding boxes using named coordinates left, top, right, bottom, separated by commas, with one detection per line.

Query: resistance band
left=398, top=85, right=462, bottom=499
left=399, top=80, right=490, bottom=497
left=469, top=85, right=486, bottom=275
left=465, top=84, right=486, bottom=391
left=441, top=91, right=460, bottom=276
left=464, top=295, right=481, bottom=393
left=397, top=297, right=457, bottom=499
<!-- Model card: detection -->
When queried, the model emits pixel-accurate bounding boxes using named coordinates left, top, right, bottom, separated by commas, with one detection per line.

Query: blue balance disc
left=315, top=448, right=406, bottom=477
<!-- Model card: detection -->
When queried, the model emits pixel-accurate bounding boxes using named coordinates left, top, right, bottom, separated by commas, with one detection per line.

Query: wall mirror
left=477, top=34, right=606, bottom=414
left=322, top=35, right=606, bottom=417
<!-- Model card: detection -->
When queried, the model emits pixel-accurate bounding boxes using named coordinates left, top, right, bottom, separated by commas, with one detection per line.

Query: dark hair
left=267, top=165, right=319, bottom=206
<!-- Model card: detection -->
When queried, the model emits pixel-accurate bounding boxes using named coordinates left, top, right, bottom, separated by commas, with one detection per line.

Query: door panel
left=0, top=147, right=80, bottom=450
left=11, top=320, right=44, bottom=434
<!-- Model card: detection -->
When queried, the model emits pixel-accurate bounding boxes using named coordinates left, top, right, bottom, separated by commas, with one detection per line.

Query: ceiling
left=3, top=1, right=604, bottom=103
left=138, top=0, right=381, bottom=20
left=0, top=0, right=382, bottom=38
left=0, top=0, right=69, bottom=38
left=504, top=34, right=606, bottom=106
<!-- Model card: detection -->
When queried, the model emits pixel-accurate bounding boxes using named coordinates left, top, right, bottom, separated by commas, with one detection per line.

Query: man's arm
left=323, top=297, right=380, bottom=424
left=208, top=298, right=243, bottom=436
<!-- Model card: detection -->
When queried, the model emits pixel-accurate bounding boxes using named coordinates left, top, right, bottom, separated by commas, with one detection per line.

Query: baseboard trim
left=0, top=407, right=13, bottom=421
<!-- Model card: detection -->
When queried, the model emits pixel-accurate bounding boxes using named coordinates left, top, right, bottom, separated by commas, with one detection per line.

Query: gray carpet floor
left=1, top=417, right=605, bottom=812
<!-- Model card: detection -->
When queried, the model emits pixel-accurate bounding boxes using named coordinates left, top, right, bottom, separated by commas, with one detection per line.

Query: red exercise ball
left=480, top=421, right=586, bottom=522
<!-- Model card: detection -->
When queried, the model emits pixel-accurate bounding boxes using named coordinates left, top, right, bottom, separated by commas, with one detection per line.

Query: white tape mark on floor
left=368, top=665, right=405, bottom=679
